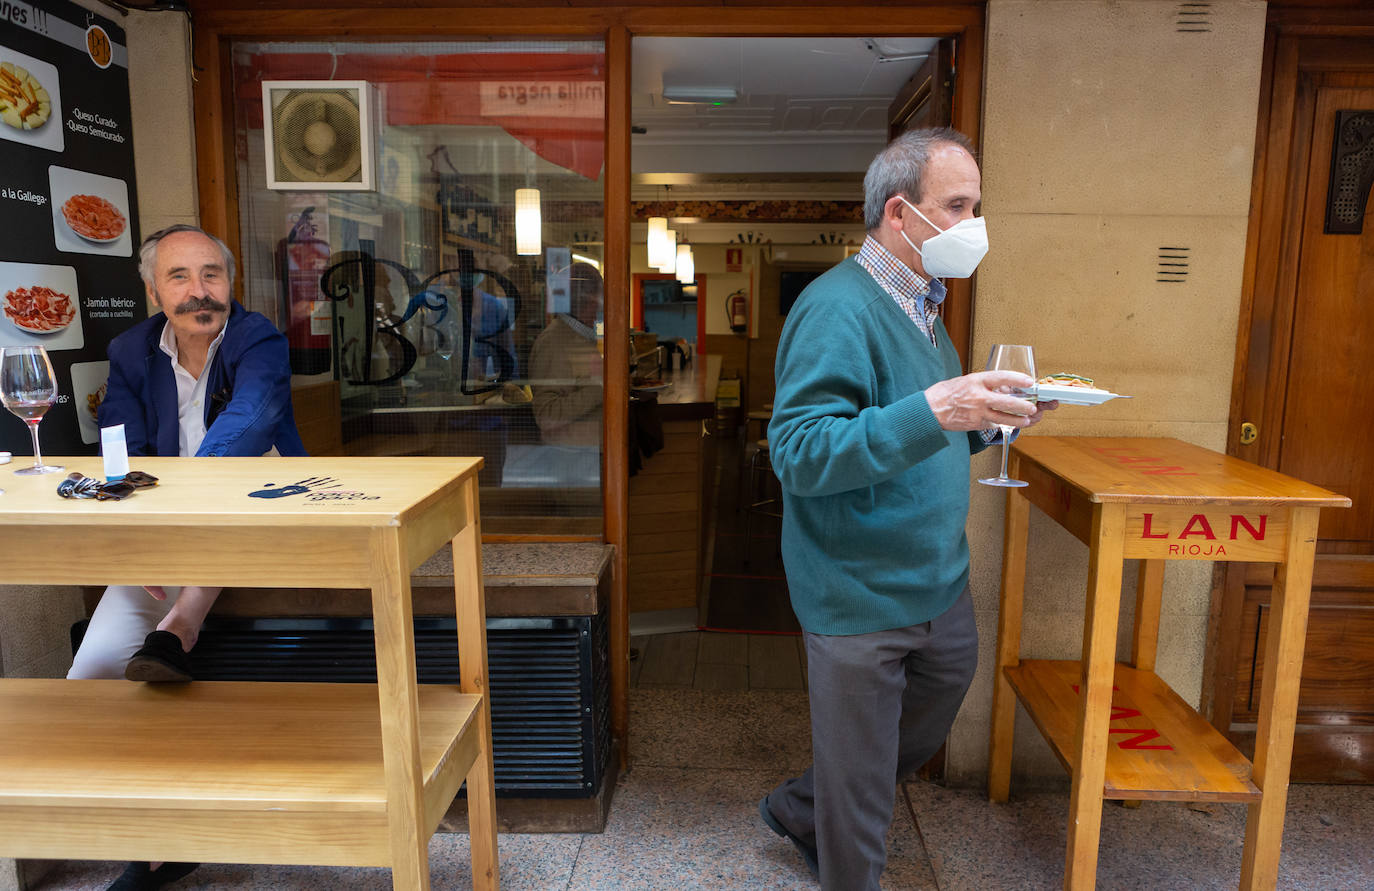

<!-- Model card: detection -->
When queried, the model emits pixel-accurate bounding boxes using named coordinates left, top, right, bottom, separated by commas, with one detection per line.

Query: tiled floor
left=35, top=640, right=1374, bottom=889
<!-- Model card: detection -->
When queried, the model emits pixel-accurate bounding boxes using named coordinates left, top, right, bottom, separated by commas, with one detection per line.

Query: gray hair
left=137, top=224, right=237, bottom=290
left=862, top=127, right=977, bottom=231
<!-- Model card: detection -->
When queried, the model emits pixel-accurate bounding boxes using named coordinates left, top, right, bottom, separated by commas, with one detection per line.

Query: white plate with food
left=61, top=193, right=128, bottom=243
left=0, top=47, right=63, bottom=153
left=69, top=360, right=110, bottom=445
left=1035, top=373, right=1130, bottom=406
left=4, top=284, right=78, bottom=333
left=0, top=261, right=84, bottom=354
left=48, top=165, right=132, bottom=257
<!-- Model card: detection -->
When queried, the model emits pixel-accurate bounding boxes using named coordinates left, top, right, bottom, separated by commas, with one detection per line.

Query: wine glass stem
left=26, top=420, right=43, bottom=469
left=998, top=425, right=1015, bottom=480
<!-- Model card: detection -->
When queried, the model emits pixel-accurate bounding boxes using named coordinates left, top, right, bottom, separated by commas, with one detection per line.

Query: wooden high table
left=986, top=437, right=1349, bottom=890
left=0, top=457, right=498, bottom=891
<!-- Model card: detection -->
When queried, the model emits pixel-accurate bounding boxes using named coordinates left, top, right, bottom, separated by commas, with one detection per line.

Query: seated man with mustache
left=68, top=224, right=306, bottom=891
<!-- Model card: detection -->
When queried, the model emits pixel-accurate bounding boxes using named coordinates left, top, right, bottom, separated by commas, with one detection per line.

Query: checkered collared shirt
left=854, top=234, right=945, bottom=347
left=854, top=235, right=1003, bottom=444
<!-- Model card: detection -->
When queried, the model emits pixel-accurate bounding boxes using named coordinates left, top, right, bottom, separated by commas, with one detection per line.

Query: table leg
left=1239, top=507, right=1319, bottom=891
left=989, top=474, right=1031, bottom=802
left=1129, top=560, right=1165, bottom=672
left=453, top=480, right=500, bottom=891
left=1064, top=503, right=1126, bottom=890
left=369, top=525, right=431, bottom=891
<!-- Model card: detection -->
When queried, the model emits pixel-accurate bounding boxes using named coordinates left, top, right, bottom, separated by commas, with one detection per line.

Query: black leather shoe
left=124, top=631, right=194, bottom=683
left=759, top=795, right=820, bottom=878
left=106, top=861, right=199, bottom=890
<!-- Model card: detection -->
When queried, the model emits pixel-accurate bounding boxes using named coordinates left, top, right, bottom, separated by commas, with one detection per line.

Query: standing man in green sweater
left=758, top=127, right=1057, bottom=889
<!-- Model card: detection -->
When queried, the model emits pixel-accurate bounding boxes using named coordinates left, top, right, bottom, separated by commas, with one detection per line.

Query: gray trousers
left=766, top=586, right=978, bottom=890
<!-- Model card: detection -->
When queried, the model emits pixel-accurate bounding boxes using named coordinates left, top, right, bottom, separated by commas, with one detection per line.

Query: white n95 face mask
left=898, top=196, right=988, bottom=279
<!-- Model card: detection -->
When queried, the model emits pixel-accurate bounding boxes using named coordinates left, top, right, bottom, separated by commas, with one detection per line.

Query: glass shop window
left=230, top=40, right=606, bottom=534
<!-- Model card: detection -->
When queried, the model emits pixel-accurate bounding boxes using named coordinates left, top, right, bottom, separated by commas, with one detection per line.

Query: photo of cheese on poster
left=0, top=260, right=84, bottom=353
left=0, top=43, right=63, bottom=154
left=48, top=165, right=132, bottom=257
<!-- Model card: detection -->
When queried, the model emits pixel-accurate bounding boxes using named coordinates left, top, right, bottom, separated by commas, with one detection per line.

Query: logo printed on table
left=248, top=477, right=383, bottom=502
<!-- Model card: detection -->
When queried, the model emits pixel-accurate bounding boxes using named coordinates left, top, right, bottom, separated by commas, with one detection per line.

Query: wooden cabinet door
left=1218, top=33, right=1374, bottom=782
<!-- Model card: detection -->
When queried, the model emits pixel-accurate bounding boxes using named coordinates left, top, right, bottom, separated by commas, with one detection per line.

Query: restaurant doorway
left=1216, top=31, right=1374, bottom=783
left=625, top=36, right=956, bottom=632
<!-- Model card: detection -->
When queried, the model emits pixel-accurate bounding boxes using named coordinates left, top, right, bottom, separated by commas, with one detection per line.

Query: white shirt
left=158, top=319, right=227, bottom=457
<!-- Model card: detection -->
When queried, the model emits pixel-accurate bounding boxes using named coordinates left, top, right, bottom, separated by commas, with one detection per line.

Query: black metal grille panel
left=75, top=615, right=610, bottom=798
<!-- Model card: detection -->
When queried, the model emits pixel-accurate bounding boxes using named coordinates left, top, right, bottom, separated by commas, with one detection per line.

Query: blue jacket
left=98, top=302, right=307, bottom=457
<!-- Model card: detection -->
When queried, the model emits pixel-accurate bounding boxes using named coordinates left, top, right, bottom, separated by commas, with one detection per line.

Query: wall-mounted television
left=642, top=279, right=696, bottom=305
left=779, top=269, right=824, bottom=315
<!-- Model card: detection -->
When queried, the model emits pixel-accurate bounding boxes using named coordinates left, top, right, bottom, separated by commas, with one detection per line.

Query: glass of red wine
left=0, top=345, right=65, bottom=475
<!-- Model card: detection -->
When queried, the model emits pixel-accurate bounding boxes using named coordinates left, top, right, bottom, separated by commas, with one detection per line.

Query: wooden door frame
left=1207, top=8, right=1374, bottom=732
left=186, top=0, right=986, bottom=766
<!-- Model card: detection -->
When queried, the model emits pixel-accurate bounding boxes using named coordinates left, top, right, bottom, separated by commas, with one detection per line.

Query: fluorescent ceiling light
left=662, top=86, right=738, bottom=106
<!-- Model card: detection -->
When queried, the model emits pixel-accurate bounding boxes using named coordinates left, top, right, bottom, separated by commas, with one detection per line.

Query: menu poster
left=0, top=0, right=144, bottom=457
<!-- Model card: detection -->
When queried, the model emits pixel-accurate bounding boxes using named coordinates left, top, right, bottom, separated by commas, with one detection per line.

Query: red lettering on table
left=1178, top=515, right=1216, bottom=539
left=1230, top=515, right=1267, bottom=541
left=1109, top=728, right=1174, bottom=750
left=1167, top=543, right=1228, bottom=556
left=1141, top=513, right=1168, bottom=539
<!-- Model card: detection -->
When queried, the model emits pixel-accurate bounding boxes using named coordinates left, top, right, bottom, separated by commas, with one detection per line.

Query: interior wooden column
left=603, top=23, right=632, bottom=766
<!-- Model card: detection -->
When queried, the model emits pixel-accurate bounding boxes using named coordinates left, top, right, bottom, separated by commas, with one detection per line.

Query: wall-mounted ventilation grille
left=1176, top=2, right=1212, bottom=33
left=1158, top=247, right=1190, bottom=283
left=73, top=614, right=612, bottom=798
left=1325, top=110, right=1374, bottom=235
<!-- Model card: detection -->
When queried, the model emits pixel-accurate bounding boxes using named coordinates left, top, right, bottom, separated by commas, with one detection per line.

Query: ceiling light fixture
left=658, top=229, right=678, bottom=274
left=675, top=243, right=695, bottom=284
left=647, top=216, right=670, bottom=267
left=662, top=86, right=738, bottom=106
left=515, top=188, right=541, bottom=256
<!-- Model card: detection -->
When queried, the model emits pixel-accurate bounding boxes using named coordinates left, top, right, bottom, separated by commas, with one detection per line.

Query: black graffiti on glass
left=248, top=477, right=342, bottom=499
left=317, top=247, right=521, bottom=392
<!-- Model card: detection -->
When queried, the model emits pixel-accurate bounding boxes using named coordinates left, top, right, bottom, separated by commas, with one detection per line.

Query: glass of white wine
left=0, top=345, right=64, bottom=476
left=977, top=343, right=1035, bottom=488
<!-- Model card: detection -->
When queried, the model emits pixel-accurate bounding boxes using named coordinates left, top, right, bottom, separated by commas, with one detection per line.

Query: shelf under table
left=0, top=679, right=483, bottom=866
left=1004, top=660, right=1261, bottom=802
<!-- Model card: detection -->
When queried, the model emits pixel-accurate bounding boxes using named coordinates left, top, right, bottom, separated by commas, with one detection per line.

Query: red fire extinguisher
left=727, top=290, right=748, bottom=334
left=275, top=207, right=333, bottom=375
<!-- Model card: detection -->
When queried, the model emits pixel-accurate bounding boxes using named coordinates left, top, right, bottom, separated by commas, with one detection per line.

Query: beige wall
left=949, top=0, right=1267, bottom=784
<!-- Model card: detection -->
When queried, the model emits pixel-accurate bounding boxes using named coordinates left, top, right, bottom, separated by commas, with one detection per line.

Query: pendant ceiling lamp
left=675, top=243, right=695, bottom=284
left=647, top=216, right=670, bottom=267
left=515, top=188, right=541, bottom=256
left=657, top=228, right=677, bottom=274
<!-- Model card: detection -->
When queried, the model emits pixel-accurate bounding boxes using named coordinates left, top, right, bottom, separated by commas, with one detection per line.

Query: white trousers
left=67, top=585, right=184, bottom=679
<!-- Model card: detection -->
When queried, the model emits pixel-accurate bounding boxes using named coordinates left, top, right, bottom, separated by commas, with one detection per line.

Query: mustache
left=174, top=295, right=229, bottom=315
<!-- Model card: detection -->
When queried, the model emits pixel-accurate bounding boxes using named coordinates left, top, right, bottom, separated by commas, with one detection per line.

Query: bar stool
left=743, top=437, right=782, bottom=565
left=738, top=405, right=774, bottom=513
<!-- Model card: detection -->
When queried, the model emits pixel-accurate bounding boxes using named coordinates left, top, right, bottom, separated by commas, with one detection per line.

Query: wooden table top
left=1012, top=437, right=1349, bottom=507
left=0, top=456, right=483, bottom=528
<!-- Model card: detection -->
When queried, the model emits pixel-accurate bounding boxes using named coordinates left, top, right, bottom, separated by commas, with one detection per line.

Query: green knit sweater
left=767, top=257, right=987, bottom=635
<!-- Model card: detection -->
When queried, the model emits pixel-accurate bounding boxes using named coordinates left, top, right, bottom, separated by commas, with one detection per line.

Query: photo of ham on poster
left=0, top=43, right=63, bottom=154
left=49, top=165, right=132, bottom=257
left=0, top=260, right=84, bottom=353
